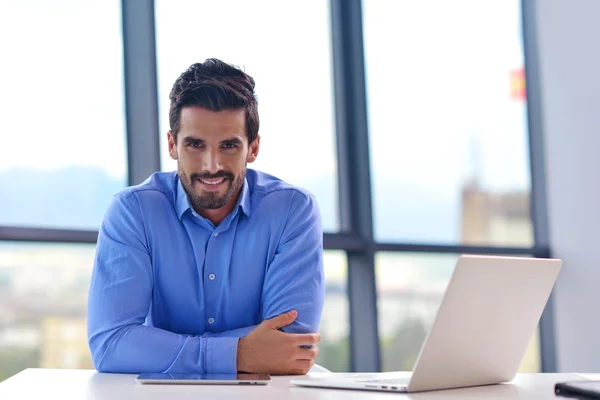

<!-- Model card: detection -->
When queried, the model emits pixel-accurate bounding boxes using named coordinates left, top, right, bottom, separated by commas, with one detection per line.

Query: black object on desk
left=555, top=380, right=600, bottom=399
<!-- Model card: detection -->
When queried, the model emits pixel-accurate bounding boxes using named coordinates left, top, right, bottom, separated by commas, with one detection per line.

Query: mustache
left=190, top=171, right=234, bottom=181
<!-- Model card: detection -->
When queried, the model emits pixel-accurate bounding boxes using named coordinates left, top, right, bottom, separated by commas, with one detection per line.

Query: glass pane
left=317, top=250, right=350, bottom=372
left=363, top=0, right=533, bottom=246
left=0, top=242, right=95, bottom=382
left=376, top=252, right=540, bottom=372
left=0, top=244, right=350, bottom=381
left=0, top=1, right=127, bottom=230
left=155, top=0, right=339, bottom=232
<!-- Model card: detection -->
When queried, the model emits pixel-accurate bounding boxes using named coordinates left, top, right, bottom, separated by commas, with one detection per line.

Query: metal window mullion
left=0, top=226, right=97, bottom=243
left=374, top=242, right=543, bottom=255
left=122, top=0, right=161, bottom=186
left=330, top=0, right=380, bottom=372
left=522, top=0, right=557, bottom=373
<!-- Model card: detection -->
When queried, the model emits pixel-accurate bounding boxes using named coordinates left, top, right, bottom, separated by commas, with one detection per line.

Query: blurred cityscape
left=0, top=174, right=535, bottom=381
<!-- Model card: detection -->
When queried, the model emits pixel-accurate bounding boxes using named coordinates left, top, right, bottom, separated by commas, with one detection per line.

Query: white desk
left=0, top=369, right=598, bottom=399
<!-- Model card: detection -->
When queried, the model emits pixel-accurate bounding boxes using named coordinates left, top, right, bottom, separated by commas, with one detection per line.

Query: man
left=87, top=58, right=324, bottom=375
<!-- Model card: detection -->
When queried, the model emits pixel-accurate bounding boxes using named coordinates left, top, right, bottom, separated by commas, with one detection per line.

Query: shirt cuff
left=205, top=336, right=239, bottom=374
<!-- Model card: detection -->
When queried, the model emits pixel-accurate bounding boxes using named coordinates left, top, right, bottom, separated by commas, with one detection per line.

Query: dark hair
left=169, top=58, right=259, bottom=143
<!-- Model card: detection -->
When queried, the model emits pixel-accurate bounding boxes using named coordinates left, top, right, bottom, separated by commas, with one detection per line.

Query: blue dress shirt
left=87, top=169, right=325, bottom=374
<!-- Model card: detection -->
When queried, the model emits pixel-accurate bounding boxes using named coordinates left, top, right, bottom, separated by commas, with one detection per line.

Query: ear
left=247, top=135, right=260, bottom=163
left=167, top=131, right=178, bottom=160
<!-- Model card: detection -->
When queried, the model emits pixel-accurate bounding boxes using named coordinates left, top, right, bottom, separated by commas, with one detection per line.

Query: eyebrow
left=181, top=136, right=244, bottom=146
left=221, top=138, right=243, bottom=146
left=182, top=137, right=205, bottom=145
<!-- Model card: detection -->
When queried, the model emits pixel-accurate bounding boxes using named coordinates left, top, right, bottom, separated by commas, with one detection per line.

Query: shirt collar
left=237, top=177, right=252, bottom=218
left=175, top=178, right=192, bottom=221
left=175, top=175, right=251, bottom=221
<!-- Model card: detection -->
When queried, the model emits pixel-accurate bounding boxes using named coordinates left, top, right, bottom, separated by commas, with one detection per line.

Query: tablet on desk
left=136, top=373, right=271, bottom=385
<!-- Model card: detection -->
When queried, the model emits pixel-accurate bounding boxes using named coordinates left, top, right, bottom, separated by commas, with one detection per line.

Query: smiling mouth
left=199, top=177, right=226, bottom=185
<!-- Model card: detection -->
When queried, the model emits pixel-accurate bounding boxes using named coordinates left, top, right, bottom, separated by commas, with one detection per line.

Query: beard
left=179, top=166, right=246, bottom=211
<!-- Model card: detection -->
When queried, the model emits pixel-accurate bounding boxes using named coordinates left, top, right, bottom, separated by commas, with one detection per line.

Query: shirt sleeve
left=87, top=193, right=250, bottom=374
left=261, top=191, right=325, bottom=334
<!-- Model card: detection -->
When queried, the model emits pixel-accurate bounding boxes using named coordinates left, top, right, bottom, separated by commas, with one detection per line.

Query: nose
left=202, top=148, right=223, bottom=174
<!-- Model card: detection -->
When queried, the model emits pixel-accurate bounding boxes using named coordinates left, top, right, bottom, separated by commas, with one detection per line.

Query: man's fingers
left=263, top=310, right=298, bottom=330
left=292, top=359, right=315, bottom=375
left=296, top=345, right=319, bottom=360
left=292, top=332, right=321, bottom=346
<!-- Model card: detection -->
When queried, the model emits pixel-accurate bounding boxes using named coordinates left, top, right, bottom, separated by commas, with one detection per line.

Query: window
left=0, top=242, right=96, bottom=382
left=0, top=245, right=352, bottom=380
left=363, top=0, right=533, bottom=246
left=317, top=250, right=350, bottom=372
left=0, top=0, right=127, bottom=230
left=154, top=0, right=340, bottom=232
left=376, top=252, right=541, bottom=372
left=0, top=1, right=549, bottom=377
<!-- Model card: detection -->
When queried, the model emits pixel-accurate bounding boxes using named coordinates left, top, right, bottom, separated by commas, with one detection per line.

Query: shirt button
left=208, top=273, right=216, bottom=280
left=213, top=232, right=219, bottom=237
left=208, top=318, right=215, bottom=324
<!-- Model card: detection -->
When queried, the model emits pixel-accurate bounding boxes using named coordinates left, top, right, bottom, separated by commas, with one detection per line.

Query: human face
left=168, top=107, right=260, bottom=219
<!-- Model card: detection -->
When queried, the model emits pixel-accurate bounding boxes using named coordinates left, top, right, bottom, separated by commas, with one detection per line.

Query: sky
left=0, top=0, right=528, bottom=189
left=156, top=0, right=529, bottom=194
left=363, top=0, right=530, bottom=194
left=0, top=0, right=126, bottom=179
left=0, top=0, right=530, bottom=241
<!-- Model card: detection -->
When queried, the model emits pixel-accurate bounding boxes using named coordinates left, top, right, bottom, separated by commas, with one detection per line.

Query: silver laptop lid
left=406, top=255, right=561, bottom=392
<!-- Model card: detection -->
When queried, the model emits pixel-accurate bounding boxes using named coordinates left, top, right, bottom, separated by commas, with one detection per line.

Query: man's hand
left=236, top=310, right=321, bottom=375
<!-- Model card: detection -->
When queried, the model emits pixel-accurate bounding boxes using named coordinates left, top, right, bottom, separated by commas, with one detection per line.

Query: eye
left=188, top=141, right=202, bottom=148
left=221, top=143, right=238, bottom=150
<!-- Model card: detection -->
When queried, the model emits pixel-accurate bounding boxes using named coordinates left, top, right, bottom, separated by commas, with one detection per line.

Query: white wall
left=536, top=0, right=600, bottom=372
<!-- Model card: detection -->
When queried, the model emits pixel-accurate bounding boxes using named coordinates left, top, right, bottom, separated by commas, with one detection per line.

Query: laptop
left=292, top=254, right=562, bottom=393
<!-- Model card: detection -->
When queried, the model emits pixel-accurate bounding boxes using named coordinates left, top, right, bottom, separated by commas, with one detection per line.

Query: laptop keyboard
left=360, top=377, right=411, bottom=385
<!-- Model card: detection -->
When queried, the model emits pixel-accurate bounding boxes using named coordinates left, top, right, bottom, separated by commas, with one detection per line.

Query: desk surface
left=0, top=369, right=598, bottom=399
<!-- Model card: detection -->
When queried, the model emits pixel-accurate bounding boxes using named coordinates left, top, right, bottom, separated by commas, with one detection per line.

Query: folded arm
left=87, top=190, right=324, bottom=375
left=261, top=191, right=325, bottom=333
left=236, top=191, right=325, bottom=374
left=87, top=194, right=252, bottom=374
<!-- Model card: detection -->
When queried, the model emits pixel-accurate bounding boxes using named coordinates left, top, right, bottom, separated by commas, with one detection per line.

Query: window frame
left=0, top=0, right=555, bottom=373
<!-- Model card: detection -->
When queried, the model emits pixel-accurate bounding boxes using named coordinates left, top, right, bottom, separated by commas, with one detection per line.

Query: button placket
left=205, top=229, right=222, bottom=330
left=203, top=213, right=239, bottom=331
